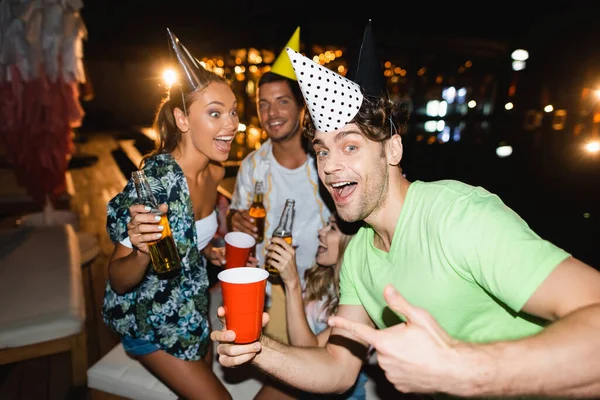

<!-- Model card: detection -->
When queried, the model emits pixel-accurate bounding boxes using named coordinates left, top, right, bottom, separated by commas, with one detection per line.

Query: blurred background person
left=227, top=27, right=332, bottom=344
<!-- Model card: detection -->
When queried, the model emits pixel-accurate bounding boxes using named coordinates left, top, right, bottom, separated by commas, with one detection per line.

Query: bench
left=0, top=224, right=88, bottom=386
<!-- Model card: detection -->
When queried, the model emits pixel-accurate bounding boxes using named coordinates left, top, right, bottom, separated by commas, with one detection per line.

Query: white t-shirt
left=230, top=140, right=331, bottom=298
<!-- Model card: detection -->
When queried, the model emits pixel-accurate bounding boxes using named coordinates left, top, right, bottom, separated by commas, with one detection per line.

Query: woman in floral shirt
left=102, top=30, right=237, bottom=399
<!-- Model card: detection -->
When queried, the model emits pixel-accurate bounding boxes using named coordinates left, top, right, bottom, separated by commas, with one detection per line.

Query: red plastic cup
left=218, top=267, right=269, bottom=344
left=224, top=232, right=256, bottom=269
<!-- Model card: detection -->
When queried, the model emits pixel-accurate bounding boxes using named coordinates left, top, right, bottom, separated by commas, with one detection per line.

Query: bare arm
left=108, top=243, right=149, bottom=294
left=457, top=257, right=600, bottom=398
left=225, top=208, right=239, bottom=232
left=315, top=328, right=332, bottom=347
left=284, top=280, right=319, bottom=347
left=214, top=304, right=371, bottom=394
left=330, top=258, right=600, bottom=398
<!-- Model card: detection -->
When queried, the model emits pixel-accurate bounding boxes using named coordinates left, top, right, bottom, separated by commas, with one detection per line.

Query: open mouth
left=214, top=135, right=234, bottom=152
left=330, top=181, right=357, bottom=203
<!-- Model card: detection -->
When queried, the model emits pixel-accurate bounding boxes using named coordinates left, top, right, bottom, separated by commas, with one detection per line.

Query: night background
left=1, top=2, right=600, bottom=398
left=3, top=1, right=600, bottom=255
left=75, top=2, right=600, bottom=269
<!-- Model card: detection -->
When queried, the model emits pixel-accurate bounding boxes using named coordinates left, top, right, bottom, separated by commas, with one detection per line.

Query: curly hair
left=302, top=94, right=410, bottom=143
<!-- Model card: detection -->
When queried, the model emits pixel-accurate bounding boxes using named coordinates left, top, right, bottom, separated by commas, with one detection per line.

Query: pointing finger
left=328, top=316, right=378, bottom=346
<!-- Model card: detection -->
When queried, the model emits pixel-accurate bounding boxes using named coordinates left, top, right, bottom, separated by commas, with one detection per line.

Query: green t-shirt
left=339, top=180, right=571, bottom=343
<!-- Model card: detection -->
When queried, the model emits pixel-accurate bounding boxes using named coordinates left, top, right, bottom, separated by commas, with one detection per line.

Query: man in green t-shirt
left=212, top=23, right=600, bottom=398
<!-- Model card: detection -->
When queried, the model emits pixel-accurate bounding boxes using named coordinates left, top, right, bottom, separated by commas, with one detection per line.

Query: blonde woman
left=256, top=214, right=368, bottom=399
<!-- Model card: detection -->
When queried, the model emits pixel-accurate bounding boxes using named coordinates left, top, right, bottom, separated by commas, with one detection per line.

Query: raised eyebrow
left=206, top=100, right=238, bottom=110
left=205, top=101, right=225, bottom=108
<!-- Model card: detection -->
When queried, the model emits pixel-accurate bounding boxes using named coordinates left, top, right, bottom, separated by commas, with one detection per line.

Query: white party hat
left=285, top=47, right=363, bottom=133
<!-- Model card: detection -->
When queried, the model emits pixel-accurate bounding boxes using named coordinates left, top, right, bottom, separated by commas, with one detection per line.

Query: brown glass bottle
left=132, top=170, right=181, bottom=279
left=248, top=180, right=266, bottom=243
left=266, top=199, right=295, bottom=276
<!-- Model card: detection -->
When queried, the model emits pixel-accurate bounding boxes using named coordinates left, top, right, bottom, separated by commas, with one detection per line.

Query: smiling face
left=316, top=215, right=345, bottom=266
left=257, top=80, right=302, bottom=143
left=175, top=81, right=239, bottom=162
left=313, top=124, right=389, bottom=223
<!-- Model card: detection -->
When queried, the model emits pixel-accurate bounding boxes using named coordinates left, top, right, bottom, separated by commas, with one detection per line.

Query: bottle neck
left=133, top=174, right=159, bottom=209
left=275, top=202, right=294, bottom=233
left=252, top=193, right=264, bottom=205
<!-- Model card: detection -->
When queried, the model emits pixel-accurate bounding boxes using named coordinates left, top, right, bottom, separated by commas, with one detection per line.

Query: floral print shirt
left=102, top=153, right=210, bottom=361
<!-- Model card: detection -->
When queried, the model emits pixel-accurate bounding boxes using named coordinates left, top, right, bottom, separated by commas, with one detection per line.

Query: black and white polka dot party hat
left=285, top=47, right=364, bottom=133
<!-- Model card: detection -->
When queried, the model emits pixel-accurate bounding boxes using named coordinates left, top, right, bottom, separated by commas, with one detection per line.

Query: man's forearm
left=254, top=335, right=360, bottom=394
left=455, top=303, right=600, bottom=398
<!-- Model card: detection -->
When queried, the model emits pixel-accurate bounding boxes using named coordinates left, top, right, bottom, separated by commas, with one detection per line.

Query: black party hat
left=166, top=28, right=210, bottom=92
left=345, top=19, right=387, bottom=98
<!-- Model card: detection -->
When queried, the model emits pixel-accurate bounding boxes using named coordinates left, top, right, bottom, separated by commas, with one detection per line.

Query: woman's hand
left=204, top=244, right=226, bottom=267
left=126, top=203, right=168, bottom=254
left=246, top=255, right=259, bottom=268
left=265, top=237, right=300, bottom=289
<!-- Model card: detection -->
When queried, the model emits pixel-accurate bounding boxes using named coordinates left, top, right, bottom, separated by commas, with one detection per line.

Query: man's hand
left=328, top=284, right=461, bottom=394
left=230, top=209, right=258, bottom=239
left=211, top=305, right=270, bottom=367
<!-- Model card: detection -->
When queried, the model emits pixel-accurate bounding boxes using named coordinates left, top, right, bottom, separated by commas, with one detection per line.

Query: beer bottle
left=248, top=180, right=266, bottom=243
left=132, top=170, right=182, bottom=279
left=266, top=199, right=295, bottom=276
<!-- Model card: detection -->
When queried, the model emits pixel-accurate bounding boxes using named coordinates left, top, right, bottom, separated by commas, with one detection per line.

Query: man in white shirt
left=227, top=28, right=332, bottom=344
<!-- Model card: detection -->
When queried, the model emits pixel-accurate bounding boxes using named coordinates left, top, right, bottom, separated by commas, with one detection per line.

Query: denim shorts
left=121, top=335, right=160, bottom=356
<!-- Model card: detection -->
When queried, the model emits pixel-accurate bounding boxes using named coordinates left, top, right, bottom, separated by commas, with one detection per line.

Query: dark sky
left=80, top=1, right=598, bottom=59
